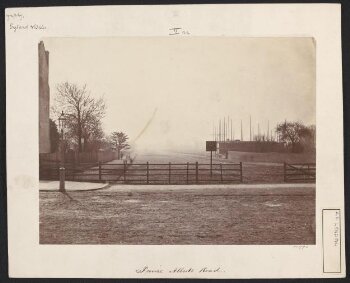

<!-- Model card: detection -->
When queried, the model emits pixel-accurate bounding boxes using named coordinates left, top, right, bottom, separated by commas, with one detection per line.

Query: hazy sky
left=44, top=37, right=315, bottom=151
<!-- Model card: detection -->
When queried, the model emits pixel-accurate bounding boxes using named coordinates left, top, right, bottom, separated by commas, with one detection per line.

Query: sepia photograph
left=38, top=37, right=316, bottom=245
left=6, top=3, right=346, bottom=278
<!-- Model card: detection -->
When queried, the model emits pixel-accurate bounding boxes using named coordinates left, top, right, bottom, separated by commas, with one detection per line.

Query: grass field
left=40, top=184, right=315, bottom=245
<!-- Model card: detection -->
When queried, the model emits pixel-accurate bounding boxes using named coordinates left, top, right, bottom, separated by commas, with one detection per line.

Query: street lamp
left=58, top=111, right=66, bottom=140
left=58, top=111, right=66, bottom=192
left=81, top=137, right=85, bottom=152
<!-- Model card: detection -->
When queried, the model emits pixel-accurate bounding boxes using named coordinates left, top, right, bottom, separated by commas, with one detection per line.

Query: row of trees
left=234, top=121, right=315, bottom=153
left=50, top=82, right=130, bottom=159
left=51, top=82, right=314, bottom=155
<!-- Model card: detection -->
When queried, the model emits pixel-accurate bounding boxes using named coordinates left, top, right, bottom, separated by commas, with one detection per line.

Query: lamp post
left=58, top=111, right=66, bottom=192
left=81, top=137, right=85, bottom=152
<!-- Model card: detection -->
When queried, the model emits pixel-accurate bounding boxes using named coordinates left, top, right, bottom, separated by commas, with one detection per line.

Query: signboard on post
left=206, top=141, right=217, bottom=176
left=206, top=141, right=217, bottom=151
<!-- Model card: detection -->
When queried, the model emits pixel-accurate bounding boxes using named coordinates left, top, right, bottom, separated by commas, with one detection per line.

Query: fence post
left=56, top=159, right=60, bottom=180
left=196, top=162, right=199, bottom=184
left=240, top=162, right=243, bottom=183
left=169, top=162, right=171, bottom=184
left=98, top=162, right=102, bottom=181
left=186, top=162, right=189, bottom=184
left=72, top=161, right=75, bottom=181
left=59, top=167, right=66, bottom=192
left=124, top=161, right=127, bottom=183
left=283, top=162, right=287, bottom=182
left=47, top=164, right=51, bottom=180
left=147, top=162, right=149, bottom=184
left=220, top=163, right=223, bottom=182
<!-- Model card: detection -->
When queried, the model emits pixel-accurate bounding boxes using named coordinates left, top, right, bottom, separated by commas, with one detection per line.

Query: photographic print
left=38, top=37, right=316, bottom=245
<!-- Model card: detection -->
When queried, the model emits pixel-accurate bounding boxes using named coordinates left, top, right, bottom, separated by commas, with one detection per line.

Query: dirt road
left=40, top=184, right=315, bottom=244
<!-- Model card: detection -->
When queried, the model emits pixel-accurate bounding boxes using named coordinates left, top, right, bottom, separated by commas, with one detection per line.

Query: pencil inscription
left=136, top=266, right=224, bottom=274
left=9, top=23, right=47, bottom=32
left=169, top=27, right=190, bottom=35
left=6, top=12, right=47, bottom=32
left=6, top=12, right=24, bottom=21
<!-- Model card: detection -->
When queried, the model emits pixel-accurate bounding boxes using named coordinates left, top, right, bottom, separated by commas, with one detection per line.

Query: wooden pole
left=186, top=162, right=189, bottom=184
left=98, top=161, right=102, bottom=181
left=227, top=116, right=229, bottom=141
left=169, top=162, right=171, bottom=184
left=250, top=115, right=252, bottom=141
left=227, top=117, right=229, bottom=141
left=220, top=163, right=223, bottom=182
left=123, top=161, right=127, bottom=183
left=72, top=161, right=75, bottom=181
left=240, top=162, right=243, bottom=183
left=224, top=117, right=226, bottom=142
left=146, top=162, right=149, bottom=184
left=232, top=122, right=234, bottom=140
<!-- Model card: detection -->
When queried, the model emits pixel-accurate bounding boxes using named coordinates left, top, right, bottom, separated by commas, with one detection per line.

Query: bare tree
left=53, top=82, right=106, bottom=152
left=110, top=131, right=130, bottom=159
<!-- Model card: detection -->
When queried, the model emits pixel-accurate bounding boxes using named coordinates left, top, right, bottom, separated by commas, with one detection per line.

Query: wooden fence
left=283, top=162, right=316, bottom=182
left=39, top=162, right=243, bottom=184
left=40, top=161, right=316, bottom=184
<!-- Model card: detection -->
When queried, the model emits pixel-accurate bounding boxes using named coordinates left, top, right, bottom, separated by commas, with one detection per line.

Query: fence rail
left=40, top=161, right=316, bottom=184
left=283, top=162, right=316, bottom=182
left=39, top=161, right=243, bottom=184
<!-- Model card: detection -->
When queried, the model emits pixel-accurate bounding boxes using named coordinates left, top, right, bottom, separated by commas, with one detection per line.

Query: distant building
left=39, top=41, right=51, bottom=153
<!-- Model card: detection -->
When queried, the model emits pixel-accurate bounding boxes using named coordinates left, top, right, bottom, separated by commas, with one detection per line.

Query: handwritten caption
left=6, top=12, right=47, bottom=32
left=136, top=266, right=224, bottom=274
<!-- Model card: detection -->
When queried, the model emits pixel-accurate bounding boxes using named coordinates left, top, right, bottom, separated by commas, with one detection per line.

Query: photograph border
left=1, top=0, right=349, bottom=280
